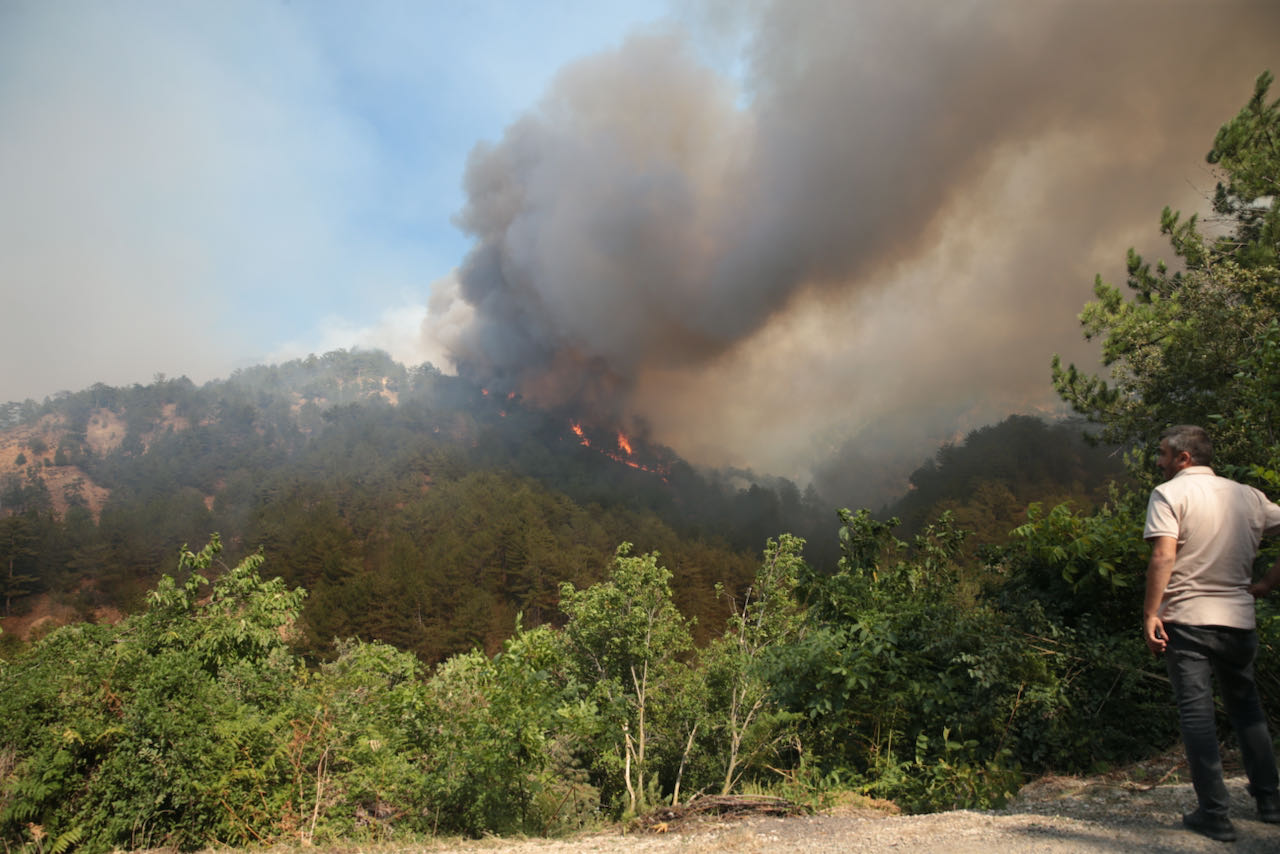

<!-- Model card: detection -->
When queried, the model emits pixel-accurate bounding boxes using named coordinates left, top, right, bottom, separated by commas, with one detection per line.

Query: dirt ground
left=404, top=776, right=1277, bottom=853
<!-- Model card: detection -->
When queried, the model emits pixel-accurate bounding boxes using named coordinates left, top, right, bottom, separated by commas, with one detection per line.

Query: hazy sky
left=3, top=1, right=1278, bottom=496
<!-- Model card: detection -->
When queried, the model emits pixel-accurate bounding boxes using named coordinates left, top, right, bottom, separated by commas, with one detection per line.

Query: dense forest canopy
left=1, top=71, right=1279, bottom=854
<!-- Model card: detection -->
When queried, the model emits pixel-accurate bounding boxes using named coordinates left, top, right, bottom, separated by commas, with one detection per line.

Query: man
left=1144, top=424, right=1280, bottom=842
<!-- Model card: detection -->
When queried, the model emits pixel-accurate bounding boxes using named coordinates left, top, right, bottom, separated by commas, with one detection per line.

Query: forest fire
left=568, top=421, right=668, bottom=479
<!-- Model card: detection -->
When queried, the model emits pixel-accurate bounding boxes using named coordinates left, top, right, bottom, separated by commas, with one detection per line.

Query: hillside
left=882, top=414, right=1128, bottom=546
left=0, top=349, right=1135, bottom=666
left=0, top=351, right=836, bottom=660
left=0, top=415, right=112, bottom=520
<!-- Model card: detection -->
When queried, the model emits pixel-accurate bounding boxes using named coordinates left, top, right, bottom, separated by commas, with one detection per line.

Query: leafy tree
left=269, top=638, right=431, bottom=844
left=994, top=500, right=1180, bottom=767
left=1000, top=495, right=1148, bottom=629
left=703, top=534, right=806, bottom=794
left=559, top=545, right=693, bottom=815
left=1207, top=71, right=1280, bottom=269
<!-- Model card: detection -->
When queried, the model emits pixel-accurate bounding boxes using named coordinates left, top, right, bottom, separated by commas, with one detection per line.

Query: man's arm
left=1250, top=552, right=1280, bottom=598
left=1144, top=536, right=1177, bottom=655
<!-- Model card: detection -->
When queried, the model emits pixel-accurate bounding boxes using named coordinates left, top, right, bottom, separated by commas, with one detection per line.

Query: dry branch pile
left=633, top=795, right=806, bottom=833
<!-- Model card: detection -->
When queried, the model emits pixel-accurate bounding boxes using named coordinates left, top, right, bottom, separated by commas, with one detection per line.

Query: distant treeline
left=884, top=414, right=1128, bottom=544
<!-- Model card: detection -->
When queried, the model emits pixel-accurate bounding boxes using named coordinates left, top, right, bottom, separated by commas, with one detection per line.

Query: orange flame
left=567, top=422, right=668, bottom=481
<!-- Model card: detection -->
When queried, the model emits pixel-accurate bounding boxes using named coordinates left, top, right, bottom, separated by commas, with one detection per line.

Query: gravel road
left=404, top=774, right=1280, bottom=854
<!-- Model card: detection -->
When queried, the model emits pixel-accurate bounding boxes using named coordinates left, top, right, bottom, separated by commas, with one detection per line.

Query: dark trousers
left=1164, top=622, right=1279, bottom=816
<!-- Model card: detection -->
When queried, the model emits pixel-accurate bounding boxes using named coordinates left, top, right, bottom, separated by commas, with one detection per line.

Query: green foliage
left=1002, top=495, right=1148, bottom=628
left=559, top=545, right=693, bottom=816
left=767, top=500, right=1184, bottom=810
left=972, top=495, right=1177, bottom=771
left=1054, top=260, right=1280, bottom=476
left=0, top=516, right=39, bottom=615
left=140, top=536, right=306, bottom=673
left=709, top=535, right=806, bottom=791
left=688, top=535, right=808, bottom=798
left=1207, top=71, right=1280, bottom=270
left=264, top=639, right=432, bottom=844
left=993, top=496, right=1179, bottom=768
left=1, top=539, right=596, bottom=850
left=418, top=624, right=596, bottom=837
left=560, top=545, right=693, bottom=689
left=0, top=539, right=308, bottom=852
left=861, top=728, right=1021, bottom=814
left=766, top=512, right=1031, bottom=811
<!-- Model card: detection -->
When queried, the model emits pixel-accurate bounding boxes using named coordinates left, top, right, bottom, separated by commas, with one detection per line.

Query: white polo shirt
left=1144, top=466, right=1280, bottom=629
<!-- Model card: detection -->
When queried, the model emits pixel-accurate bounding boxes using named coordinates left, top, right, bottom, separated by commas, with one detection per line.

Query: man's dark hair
left=1161, top=424, right=1213, bottom=466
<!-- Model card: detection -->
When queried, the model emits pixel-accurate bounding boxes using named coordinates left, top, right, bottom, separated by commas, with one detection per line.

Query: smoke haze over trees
left=3, top=2, right=1278, bottom=497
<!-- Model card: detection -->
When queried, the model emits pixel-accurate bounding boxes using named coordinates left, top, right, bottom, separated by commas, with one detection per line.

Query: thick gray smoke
left=443, top=0, right=1280, bottom=499
left=451, top=31, right=748, bottom=418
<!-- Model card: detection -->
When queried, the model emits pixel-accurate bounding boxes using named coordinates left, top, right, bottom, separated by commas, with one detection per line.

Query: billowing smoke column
left=450, top=32, right=749, bottom=425
left=442, top=0, right=1280, bottom=491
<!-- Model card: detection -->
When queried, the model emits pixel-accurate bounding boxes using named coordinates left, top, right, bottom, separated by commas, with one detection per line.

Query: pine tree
left=1052, top=71, right=1280, bottom=473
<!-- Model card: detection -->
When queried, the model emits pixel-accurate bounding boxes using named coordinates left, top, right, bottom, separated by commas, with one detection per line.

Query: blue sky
left=3, top=1, right=1277, bottom=489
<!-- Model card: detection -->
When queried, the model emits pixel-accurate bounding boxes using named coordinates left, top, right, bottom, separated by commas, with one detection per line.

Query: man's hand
left=1144, top=536, right=1176, bottom=656
left=1144, top=614, right=1167, bottom=655
left=1252, top=554, right=1280, bottom=598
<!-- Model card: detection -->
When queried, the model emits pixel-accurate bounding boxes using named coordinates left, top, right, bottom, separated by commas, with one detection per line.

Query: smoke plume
left=441, top=0, right=1280, bottom=499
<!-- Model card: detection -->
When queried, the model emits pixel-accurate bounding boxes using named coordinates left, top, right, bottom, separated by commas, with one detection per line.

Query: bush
left=0, top=540, right=305, bottom=851
left=418, top=624, right=598, bottom=836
